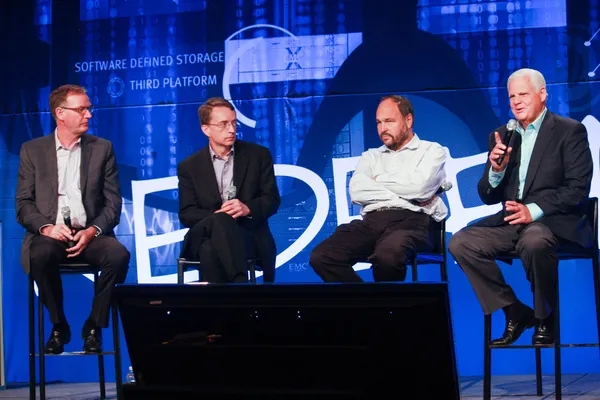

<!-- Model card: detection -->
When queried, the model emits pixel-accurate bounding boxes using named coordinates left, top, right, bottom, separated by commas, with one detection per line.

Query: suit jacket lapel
left=200, top=146, right=222, bottom=201
left=522, top=112, right=555, bottom=199
left=80, top=134, right=92, bottom=195
left=233, top=142, right=248, bottom=193
left=45, top=134, right=59, bottom=213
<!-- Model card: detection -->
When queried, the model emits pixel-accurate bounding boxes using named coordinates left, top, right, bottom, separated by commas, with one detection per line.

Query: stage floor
left=1, top=374, right=600, bottom=399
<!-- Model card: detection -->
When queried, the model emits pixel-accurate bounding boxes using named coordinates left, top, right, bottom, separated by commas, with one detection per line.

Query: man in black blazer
left=178, top=97, right=280, bottom=283
left=449, top=68, right=593, bottom=346
left=16, top=84, right=130, bottom=354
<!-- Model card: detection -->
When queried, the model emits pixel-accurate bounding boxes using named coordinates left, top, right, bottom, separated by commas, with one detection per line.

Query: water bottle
left=126, top=366, right=135, bottom=383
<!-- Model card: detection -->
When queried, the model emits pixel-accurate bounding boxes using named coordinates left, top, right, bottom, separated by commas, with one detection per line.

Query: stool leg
left=592, top=254, right=600, bottom=358
left=555, top=280, right=562, bottom=400
left=113, top=303, right=123, bottom=400
left=98, top=353, right=106, bottom=399
left=483, top=314, right=492, bottom=400
left=38, top=288, right=46, bottom=400
left=248, top=261, right=256, bottom=283
left=411, top=258, right=418, bottom=282
left=92, top=271, right=107, bottom=399
left=28, top=276, right=36, bottom=400
left=535, top=348, right=542, bottom=396
left=177, top=259, right=184, bottom=284
left=440, top=258, right=448, bottom=282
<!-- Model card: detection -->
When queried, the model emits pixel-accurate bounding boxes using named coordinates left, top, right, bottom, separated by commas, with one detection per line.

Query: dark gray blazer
left=475, top=111, right=593, bottom=247
left=16, top=133, right=122, bottom=274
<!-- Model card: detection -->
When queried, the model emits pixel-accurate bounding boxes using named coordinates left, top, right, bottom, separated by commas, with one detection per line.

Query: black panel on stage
left=115, top=282, right=459, bottom=399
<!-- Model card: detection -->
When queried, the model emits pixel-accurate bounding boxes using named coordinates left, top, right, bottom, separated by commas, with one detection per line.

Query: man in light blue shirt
left=449, top=68, right=593, bottom=346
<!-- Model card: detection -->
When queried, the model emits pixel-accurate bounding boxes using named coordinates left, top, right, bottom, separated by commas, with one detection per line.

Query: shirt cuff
left=526, top=203, right=545, bottom=221
left=93, top=225, right=103, bottom=235
left=488, top=168, right=505, bottom=188
left=38, top=224, right=53, bottom=234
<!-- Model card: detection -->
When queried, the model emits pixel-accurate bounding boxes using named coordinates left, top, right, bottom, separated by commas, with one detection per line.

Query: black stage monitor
left=115, top=282, right=459, bottom=399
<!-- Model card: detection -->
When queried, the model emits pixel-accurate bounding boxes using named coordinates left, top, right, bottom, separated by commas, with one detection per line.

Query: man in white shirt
left=16, top=84, right=130, bottom=354
left=310, top=95, right=448, bottom=282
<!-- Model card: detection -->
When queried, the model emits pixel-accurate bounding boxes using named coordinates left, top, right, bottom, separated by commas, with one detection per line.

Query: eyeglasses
left=60, top=106, right=95, bottom=115
left=204, top=120, right=238, bottom=131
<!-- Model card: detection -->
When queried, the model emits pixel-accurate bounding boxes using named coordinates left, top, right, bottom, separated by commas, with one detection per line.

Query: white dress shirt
left=54, top=131, right=87, bottom=228
left=349, top=134, right=448, bottom=221
left=209, top=144, right=235, bottom=203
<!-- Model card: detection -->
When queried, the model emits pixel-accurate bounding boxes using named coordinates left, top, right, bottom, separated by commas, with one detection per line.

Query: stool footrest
left=489, top=343, right=600, bottom=349
left=34, top=351, right=117, bottom=356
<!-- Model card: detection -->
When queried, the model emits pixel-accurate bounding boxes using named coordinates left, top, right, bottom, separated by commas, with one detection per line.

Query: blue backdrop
left=1, top=0, right=600, bottom=383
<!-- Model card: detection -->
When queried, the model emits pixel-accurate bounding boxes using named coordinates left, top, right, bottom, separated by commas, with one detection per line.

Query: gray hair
left=507, top=68, right=546, bottom=92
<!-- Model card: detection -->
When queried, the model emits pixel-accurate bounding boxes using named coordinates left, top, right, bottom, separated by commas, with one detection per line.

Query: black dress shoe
left=491, top=314, right=536, bottom=346
left=83, top=327, right=103, bottom=353
left=44, top=326, right=71, bottom=354
left=532, top=320, right=555, bottom=345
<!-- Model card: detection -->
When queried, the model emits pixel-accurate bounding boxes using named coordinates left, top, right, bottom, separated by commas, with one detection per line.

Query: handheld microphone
left=225, top=185, right=237, bottom=201
left=61, top=206, right=76, bottom=248
left=435, top=181, right=453, bottom=196
left=496, top=119, right=517, bottom=166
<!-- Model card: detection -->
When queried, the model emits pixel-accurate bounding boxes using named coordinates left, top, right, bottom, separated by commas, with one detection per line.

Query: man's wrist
left=39, top=224, right=53, bottom=235
left=87, top=226, right=100, bottom=238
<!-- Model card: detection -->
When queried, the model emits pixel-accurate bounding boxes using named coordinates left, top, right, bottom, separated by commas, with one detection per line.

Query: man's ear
left=200, top=124, right=210, bottom=138
left=405, top=113, right=414, bottom=130
left=539, top=87, right=548, bottom=103
left=55, top=108, right=64, bottom=122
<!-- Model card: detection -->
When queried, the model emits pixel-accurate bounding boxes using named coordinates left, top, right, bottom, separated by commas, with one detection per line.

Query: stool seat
left=177, top=257, right=261, bottom=283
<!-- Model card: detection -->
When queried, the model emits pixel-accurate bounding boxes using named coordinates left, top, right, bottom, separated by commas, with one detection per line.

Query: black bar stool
left=483, top=197, right=600, bottom=400
left=28, top=262, right=123, bottom=400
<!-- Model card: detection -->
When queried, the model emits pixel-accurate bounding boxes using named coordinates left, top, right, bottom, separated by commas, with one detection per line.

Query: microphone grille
left=61, top=206, right=70, bottom=217
left=507, top=119, right=518, bottom=131
left=441, top=181, right=453, bottom=191
left=226, top=185, right=237, bottom=200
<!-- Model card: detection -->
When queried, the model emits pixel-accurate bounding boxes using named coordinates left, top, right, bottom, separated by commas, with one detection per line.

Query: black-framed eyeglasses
left=204, top=120, right=238, bottom=131
left=60, top=106, right=95, bottom=115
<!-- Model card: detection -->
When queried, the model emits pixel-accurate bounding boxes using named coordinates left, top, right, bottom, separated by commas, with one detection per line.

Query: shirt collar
left=517, top=108, right=547, bottom=134
left=209, top=144, right=234, bottom=160
left=54, top=129, right=81, bottom=151
left=378, top=133, right=420, bottom=153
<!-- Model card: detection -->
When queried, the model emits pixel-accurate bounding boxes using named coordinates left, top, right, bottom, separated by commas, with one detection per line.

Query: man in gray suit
left=16, top=84, right=130, bottom=354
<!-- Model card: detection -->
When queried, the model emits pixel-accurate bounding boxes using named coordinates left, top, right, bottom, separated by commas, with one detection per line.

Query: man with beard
left=310, top=95, right=448, bottom=282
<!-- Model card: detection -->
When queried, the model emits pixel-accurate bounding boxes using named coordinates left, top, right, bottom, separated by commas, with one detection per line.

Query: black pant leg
left=369, top=212, right=431, bottom=282
left=29, top=236, right=69, bottom=325
left=182, top=213, right=248, bottom=283
left=198, top=240, right=228, bottom=282
left=448, top=224, right=521, bottom=315
left=516, top=223, right=559, bottom=319
left=79, top=236, right=130, bottom=328
left=309, top=219, right=378, bottom=282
